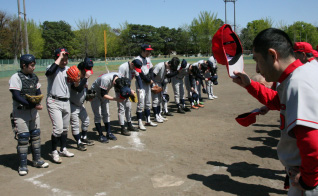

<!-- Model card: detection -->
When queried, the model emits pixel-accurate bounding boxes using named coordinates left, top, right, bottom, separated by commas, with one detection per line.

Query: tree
left=239, top=18, right=273, bottom=51
left=286, top=21, right=318, bottom=48
left=27, top=19, right=44, bottom=58
left=190, top=11, right=223, bottom=55
left=41, top=21, right=74, bottom=58
left=0, top=10, right=14, bottom=58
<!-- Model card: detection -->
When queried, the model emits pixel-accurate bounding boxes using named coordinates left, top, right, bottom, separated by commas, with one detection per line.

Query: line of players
left=9, top=44, right=218, bottom=176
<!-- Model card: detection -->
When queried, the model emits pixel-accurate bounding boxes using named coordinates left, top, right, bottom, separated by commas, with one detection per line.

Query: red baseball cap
left=235, top=109, right=260, bottom=127
left=212, top=24, right=244, bottom=78
left=141, top=44, right=153, bottom=51
left=293, top=42, right=313, bottom=53
left=312, top=50, right=318, bottom=58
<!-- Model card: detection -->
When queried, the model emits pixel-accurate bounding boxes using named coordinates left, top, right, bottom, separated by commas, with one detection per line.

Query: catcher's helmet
left=20, top=54, right=36, bottom=69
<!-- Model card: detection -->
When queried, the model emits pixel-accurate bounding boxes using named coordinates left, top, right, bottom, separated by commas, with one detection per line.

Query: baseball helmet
left=162, top=94, right=170, bottom=102
left=20, top=54, right=36, bottom=69
left=192, top=92, right=199, bottom=100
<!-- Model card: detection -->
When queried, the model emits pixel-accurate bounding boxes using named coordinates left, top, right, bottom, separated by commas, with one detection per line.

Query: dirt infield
left=0, top=63, right=287, bottom=195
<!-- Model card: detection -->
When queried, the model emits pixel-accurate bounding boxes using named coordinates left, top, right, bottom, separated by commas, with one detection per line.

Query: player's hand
left=196, top=81, right=199, bottom=85
left=259, top=106, right=269, bottom=115
left=85, top=70, right=92, bottom=78
left=191, top=87, right=195, bottom=92
left=232, top=71, right=251, bottom=87
left=131, top=89, right=135, bottom=95
left=289, top=167, right=304, bottom=191
left=35, top=104, right=43, bottom=110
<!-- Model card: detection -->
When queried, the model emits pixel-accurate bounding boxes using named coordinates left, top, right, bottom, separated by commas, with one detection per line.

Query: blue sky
left=2, top=0, right=318, bottom=32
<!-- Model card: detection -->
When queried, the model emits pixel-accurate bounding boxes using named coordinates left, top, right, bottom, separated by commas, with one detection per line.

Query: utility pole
left=17, top=0, right=24, bottom=55
left=223, top=0, right=237, bottom=32
left=23, top=0, right=29, bottom=54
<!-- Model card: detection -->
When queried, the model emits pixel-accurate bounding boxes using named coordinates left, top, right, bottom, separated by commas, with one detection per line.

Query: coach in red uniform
left=233, top=28, right=318, bottom=195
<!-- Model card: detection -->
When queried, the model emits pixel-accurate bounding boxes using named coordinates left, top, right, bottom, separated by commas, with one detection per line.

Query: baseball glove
left=67, top=65, right=80, bottom=82
left=25, top=94, right=44, bottom=105
left=151, top=85, right=163, bottom=94
left=129, top=92, right=138, bottom=103
left=85, top=89, right=96, bottom=101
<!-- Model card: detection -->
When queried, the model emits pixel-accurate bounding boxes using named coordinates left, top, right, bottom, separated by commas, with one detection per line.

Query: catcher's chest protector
left=17, top=71, right=38, bottom=97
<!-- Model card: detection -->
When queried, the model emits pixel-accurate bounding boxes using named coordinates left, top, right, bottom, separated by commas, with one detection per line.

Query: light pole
left=223, top=0, right=237, bottom=32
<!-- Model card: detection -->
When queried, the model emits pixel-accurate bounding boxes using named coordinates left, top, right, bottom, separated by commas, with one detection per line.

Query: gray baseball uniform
left=46, top=64, right=71, bottom=137
left=172, top=63, right=190, bottom=104
left=70, top=79, right=89, bottom=135
left=9, top=72, right=41, bottom=133
left=91, top=72, right=117, bottom=123
left=135, top=56, right=153, bottom=112
left=117, top=62, right=137, bottom=125
left=152, top=62, right=167, bottom=107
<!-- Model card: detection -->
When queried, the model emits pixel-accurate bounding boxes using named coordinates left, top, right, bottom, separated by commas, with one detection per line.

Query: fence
left=0, top=55, right=253, bottom=78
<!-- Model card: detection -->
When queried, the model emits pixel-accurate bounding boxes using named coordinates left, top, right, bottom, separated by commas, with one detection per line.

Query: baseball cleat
left=99, top=135, right=109, bottom=143
left=121, top=128, right=131, bottom=136
left=155, top=116, right=164, bottom=123
left=106, top=133, right=117, bottom=140
left=159, top=114, right=168, bottom=121
left=59, top=148, right=74, bottom=157
left=77, top=143, right=87, bottom=151
left=196, top=103, right=204, bottom=108
left=81, top=138, right=95, bottom=146
left=191, top=105, right=199, bottom=109
left=208, top=96, right=214, bottom=100
left=127, top=125, right=139, bottom=132
left=138, top=123, right=147, bottom=131
left=33, top=160, right=49, bottom=168
left=145, top=121, right=158, bottom=127
left=163, top=111, right=173, bottom=116
left=50, top=151, right=62, bottom=163
left=18, top=166, right=28, bottom=176
left=183, top=107, right=191, bottom=112
left=177, top=107, right=185, bottom=114
left=212, top=95, right=218, bottom=99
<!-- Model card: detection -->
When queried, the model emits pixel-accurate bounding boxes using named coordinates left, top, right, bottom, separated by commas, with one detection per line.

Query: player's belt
left=51, top=95, right=69, bottom=102
left=17, top=105, right=31, bottom=110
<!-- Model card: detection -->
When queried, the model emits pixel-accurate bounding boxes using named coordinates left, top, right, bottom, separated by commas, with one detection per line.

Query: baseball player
left=293, top=42, right=317, bottom=63
left=91, top=72, right=134, bottom=143
left=184, top=65, right=205, bottom=109
left=134, top=44, right=157, bottom=131
left=233, top=28, right=318, bottom=194
left=70, top=57, right=94, bottom=151
left=151, top=57, right=180, bottom=122
left=9, top=54, right=49, bottom=176
left=170, top=59, right=191, bottom=113
left=46, top=48, right=75, bottom=164
left=191, top=60, right=207, bottom=104
left=117, top=59, right=143, bottom=134
left=205, top=56, right=218, bottom=100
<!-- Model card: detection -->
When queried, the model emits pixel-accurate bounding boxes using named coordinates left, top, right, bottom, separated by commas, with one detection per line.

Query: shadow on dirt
left=187, top=173, right=287, bottom=196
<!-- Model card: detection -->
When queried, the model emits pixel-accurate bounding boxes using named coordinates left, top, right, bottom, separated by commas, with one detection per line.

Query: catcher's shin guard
left=17, top=132, right=30, bottom=175
left=30, top=129, right=41, bottom=161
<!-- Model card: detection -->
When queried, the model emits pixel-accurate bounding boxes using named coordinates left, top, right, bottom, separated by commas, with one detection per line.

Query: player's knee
left=30, top=129, right=40, bottom=141
left=18, top=132, right=30, bottom=146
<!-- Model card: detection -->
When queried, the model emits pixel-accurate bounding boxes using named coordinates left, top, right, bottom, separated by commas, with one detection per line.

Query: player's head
left=20, top=54, right=36, bottom=69
left=200, top=63, right=208, bottom=73
left=141, top=44, right=153, bottom=57
left=293, top=42, right=314, bottom=64
left=131, top=59, right=142, bottom=73
left=190, top=65, right=200, bottom=77
left=54, top=48, right=69, bottom=66
left=168, top=57, right=180, bottom=70
left=79, top=57, right=94, bottom=73
left=252, top=28, right=295, bottom=82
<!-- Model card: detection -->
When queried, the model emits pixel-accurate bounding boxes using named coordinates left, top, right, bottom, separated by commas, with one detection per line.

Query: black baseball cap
left=84, top=57, right=94, bottom=74
left=132, top=59, right=142, bottom=73
left=55, top=48, right=69, bottom=58
left=119, top=86, right=132, bottom=99
left=141, top=44, right=153, bottom=51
